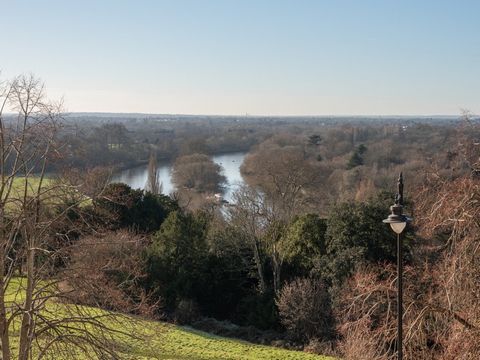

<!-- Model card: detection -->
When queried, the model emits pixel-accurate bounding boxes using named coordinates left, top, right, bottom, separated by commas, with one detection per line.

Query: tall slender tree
left=146, top=150, right=162, bottom=194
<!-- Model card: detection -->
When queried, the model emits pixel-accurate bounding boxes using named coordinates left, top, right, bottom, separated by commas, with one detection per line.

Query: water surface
left=112, top=152, right=246, bottom=203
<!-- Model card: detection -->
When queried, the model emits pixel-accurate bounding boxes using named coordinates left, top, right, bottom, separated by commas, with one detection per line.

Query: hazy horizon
left=65, top=112, right=468, bottom=118
left=3, top=110, right=469, bottom=118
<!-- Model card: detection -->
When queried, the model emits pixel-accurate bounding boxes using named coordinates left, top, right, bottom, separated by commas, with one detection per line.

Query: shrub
left=65, top=230, right=158, bottom=317
left=281, top=214, right=327, bottom=277
left=94, top=183, right=178, bottom=232
left=145, top=210, right=210, bottom=311
left=236, top=291, right=279, bottom=330
left=319, top=195, right=410, bottom=285
left=276, top=278, right=333, bottom=342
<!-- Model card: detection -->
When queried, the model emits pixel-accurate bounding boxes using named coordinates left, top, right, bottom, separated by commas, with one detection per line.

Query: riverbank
left=114, top=149, right=250, bottom=173
left=112, top=152, right=247, bottom=203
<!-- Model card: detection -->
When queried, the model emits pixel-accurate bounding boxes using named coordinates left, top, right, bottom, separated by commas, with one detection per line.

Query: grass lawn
left=9, top=176, right=48, bottom=194
left=6, top=176, right=91, bottom=209
left=124, top=322, right=335, bottom=360
left=5, top=279, right=335, bottom=360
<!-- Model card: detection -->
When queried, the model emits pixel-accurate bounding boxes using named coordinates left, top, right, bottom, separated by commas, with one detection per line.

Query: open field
left=5, top=176, right=91, bottom=209
left=9, top=176, right=49, bottom=195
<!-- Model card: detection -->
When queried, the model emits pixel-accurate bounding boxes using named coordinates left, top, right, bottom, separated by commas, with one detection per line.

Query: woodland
left=0, top=74, right=479, bottom=359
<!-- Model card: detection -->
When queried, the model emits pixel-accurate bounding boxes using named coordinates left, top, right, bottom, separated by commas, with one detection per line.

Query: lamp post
left=383, top=173, right=411, bottom=360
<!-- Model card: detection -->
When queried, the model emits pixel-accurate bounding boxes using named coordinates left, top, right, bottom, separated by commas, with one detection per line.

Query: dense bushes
left=320, top=195, right=402, bottom=285
left=94, top=183, right=178, bottom=232
left=140, top=192, right=410, bottom=343
left=60, top=184, right=179, bottom=316
left=280, top=214, right=327, bottom=277
left=64, top=176, right=416, bottom=352
left=144, top=210, right=254, bottom=322
left=145, top=210, right=211, bottom=311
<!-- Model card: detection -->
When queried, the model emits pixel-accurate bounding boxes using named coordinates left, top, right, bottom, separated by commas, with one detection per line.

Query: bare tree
left=229, top=184, right=288, bottom=294
left=0, top=74, right=136, bottom=359
left=229, top=186, right=267, bottom=293
left=336, top=116, right=480, bottom=360
left=65, top=230, right=159, bottom=317
left=241, top=142, right=320, bottom=220
left=276, top=277, right=333, bottom=342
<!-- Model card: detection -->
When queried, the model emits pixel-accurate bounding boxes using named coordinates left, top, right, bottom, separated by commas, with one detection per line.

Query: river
left=112, top=152, right=246, bottom=203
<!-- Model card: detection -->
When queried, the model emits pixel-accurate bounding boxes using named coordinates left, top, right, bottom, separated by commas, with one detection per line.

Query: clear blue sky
left=2, top=0, right=479, bottom=115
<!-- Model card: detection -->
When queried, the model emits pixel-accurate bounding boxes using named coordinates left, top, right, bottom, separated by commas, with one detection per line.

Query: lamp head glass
left=390, top=221, right=407, bottom=234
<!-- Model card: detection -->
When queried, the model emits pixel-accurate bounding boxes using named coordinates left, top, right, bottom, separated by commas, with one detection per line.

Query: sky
left=1, top=0, right=479, bottom=115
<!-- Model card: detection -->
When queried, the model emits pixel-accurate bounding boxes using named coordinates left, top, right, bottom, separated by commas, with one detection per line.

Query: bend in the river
left=112, top=152, right=246, bottom=203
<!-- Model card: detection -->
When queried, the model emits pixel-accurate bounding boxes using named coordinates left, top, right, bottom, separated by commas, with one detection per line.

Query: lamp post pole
left=383, top=173, right=410, bottom=360
left=397, top=231, right=403, bottom=360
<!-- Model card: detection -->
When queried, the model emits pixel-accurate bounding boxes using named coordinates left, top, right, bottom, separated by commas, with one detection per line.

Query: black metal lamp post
left=383, top=173, right=411, bottom=360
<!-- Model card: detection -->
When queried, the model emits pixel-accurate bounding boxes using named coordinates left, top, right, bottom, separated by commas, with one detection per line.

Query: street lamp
left=383, top=172, right=411, bottom=360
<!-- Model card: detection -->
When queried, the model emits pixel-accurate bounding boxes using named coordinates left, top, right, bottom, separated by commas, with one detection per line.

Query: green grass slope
left=126, top=321, right=335, bottom=360
left=6, top=278, right=335, bottom=360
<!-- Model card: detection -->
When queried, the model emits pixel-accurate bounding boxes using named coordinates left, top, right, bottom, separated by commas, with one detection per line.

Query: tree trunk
left=252, top=238, right=266, bottom=293
left=0, top=247, right=11, bottom=360
left=272, top=244, right=282, bottom=295
left=18, top=234, right=34, bottom=360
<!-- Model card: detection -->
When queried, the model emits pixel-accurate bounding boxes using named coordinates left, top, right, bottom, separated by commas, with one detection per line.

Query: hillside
left=127, top=321, right=335, bottom=360
left=5, top=278, right=335, bottom=360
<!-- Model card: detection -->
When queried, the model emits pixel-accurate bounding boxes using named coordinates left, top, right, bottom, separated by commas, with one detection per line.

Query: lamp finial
left=395, top=172, right=404, bottom=206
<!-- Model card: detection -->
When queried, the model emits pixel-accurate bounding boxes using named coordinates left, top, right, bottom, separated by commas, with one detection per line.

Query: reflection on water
left=112, top=161, right=175, bottom=194
left=112, top=152, right=246, bottom=203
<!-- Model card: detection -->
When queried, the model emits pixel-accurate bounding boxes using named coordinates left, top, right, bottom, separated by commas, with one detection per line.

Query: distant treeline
left=7, top=112, right=474, bottom=173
